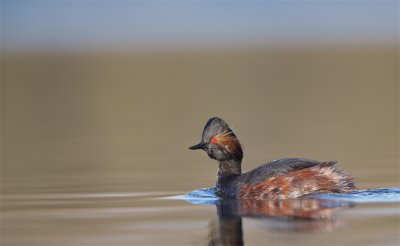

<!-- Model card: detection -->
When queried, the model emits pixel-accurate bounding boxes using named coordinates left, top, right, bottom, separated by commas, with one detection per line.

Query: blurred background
left=1, top=1, right=399, bottom=195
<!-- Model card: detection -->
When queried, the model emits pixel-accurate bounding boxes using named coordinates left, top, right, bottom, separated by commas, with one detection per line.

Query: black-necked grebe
left=189, top=117, right=356, bottom=199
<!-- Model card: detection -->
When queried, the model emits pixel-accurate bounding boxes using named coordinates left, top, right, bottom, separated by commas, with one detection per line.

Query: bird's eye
left=210, top=137, right=217, bottom=143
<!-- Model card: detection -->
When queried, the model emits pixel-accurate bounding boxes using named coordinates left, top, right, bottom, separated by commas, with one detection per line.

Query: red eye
left=210, top=137, right=217, bottom=143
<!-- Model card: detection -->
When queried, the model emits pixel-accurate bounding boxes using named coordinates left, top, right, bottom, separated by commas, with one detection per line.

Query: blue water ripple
left=180, top=187, right=400, bottom=204
left=310, top=187, right=400, bottom=203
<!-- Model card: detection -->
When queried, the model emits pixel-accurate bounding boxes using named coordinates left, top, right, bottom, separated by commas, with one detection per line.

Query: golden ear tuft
left=213, top=129, right=241, bottom=155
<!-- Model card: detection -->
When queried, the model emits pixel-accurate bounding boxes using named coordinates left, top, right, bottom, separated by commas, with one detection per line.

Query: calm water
left=2, top=47, right=399, bottom=245
left=2, top=188, right=400, bottom=245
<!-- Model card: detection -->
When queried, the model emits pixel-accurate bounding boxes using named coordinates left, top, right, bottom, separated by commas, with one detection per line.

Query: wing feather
left=242, top=158, right=335, bottom=184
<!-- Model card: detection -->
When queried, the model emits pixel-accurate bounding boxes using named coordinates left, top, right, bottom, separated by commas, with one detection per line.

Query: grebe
left=189, top=117, right=356, bottom=199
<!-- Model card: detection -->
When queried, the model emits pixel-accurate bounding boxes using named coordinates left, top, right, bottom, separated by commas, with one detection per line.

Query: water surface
left=2, top=187, right=399, bottom=245
left=2, top=47, right=398, bottom=245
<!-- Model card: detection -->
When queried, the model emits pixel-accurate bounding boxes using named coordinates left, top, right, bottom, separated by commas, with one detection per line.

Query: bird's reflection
left=207, top=198, right=353, bottom=246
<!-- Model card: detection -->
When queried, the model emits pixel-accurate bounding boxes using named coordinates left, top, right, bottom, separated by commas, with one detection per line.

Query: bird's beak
left=189, top=142, right=206, bottom=150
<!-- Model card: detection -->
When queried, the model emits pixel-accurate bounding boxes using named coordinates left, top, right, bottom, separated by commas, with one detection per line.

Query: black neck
left=217, top=159, right=242, bottom=177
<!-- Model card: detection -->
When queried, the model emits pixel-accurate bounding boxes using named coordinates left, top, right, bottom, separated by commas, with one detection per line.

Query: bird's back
left=221, top=158, right=356, bottom=199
